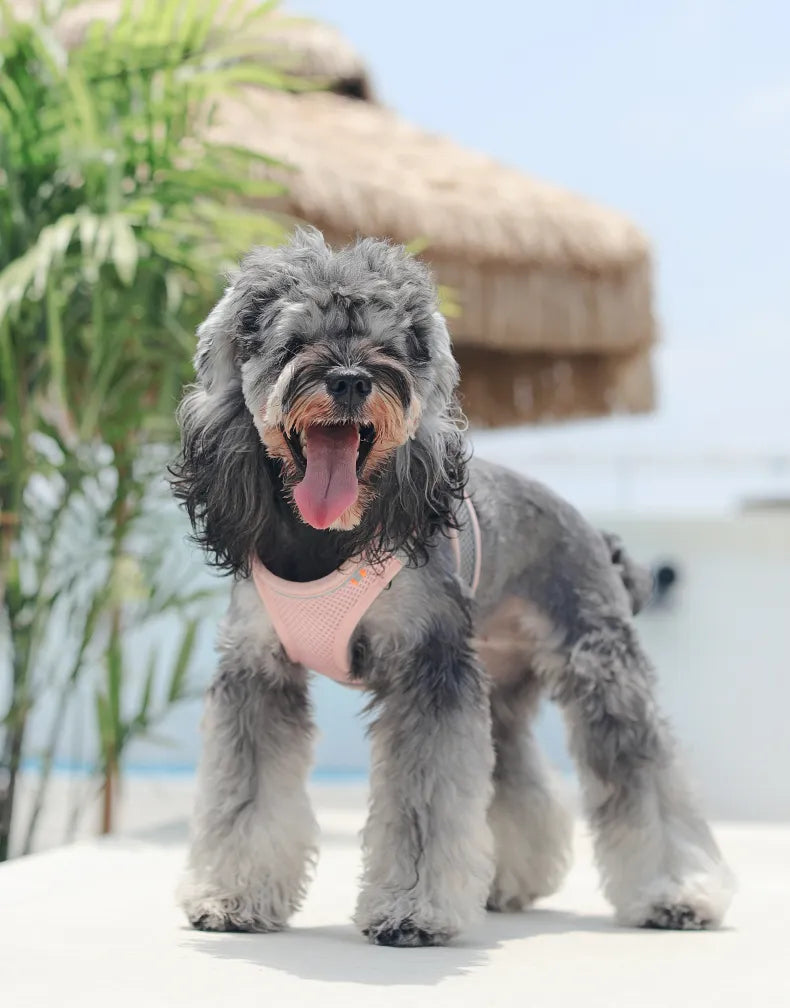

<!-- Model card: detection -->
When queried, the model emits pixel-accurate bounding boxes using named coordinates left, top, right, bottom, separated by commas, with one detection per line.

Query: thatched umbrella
left=214, top=83, right=656, bottom=425
left=14, top=2, right=656, bottom=426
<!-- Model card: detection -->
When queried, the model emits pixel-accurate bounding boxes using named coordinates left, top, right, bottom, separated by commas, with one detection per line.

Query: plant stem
left=98, top=441, right=136, bottom=836
left=0, top=318, right=30, bottom=859
left=100, top=758, right=117, bottom=836
left=21, top=589, right=104, bottom=854
left=0, top=633, right=31, bottom=862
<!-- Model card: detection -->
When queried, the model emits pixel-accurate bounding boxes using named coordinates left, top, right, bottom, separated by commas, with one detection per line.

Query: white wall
left=117, top=511, right=790, bottom=821
left=306, top=510, right=790, bottom=821
left=597, top=512, right=790, bottom=822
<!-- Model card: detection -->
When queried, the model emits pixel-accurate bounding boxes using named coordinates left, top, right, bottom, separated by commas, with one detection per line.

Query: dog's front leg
left=355, top=619, right=495, bottom=946
left=179, top=637, right=317, bottom=932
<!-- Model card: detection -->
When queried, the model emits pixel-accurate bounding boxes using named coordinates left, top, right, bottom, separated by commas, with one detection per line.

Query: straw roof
left=455, top=346, right=654, bottom=427
left=9, top=1, right=657, bottom=426
left=251, top=17, right=374, bottom=100
left=220, top=88, right=653, bottom=350
left=214, top=86, right=656, bottom=422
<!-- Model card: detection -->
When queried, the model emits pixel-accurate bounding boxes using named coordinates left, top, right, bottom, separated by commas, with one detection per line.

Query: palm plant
left=0, top=0, right=294, bottom=857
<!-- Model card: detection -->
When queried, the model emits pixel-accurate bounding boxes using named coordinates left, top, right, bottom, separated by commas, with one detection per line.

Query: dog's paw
left=640, top=903, right=711, bottom=930
left=355, top=896, right=465, bottom=946
left=364, top=919, right=452, bottom=947
left=614, top=865, right=734, bottom=931
left=486, top=849, right=570, bottom=912
left=486, top=888, right=537, bottom=913
left=184, top=895, right=284, bottom=934
left=355, top=866, right=489, bottom=946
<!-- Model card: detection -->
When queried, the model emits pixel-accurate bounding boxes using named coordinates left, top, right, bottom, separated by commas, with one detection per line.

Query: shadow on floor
left=182, top=909, right=618, bottom=986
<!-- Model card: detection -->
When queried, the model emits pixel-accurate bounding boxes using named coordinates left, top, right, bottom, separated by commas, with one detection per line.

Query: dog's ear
left=173, top=262, right=289, bottom=573
left=170, top=384, right=276, bottom=576
left=194, top=289, right=239, bottom=394
left=371, top=421, right=467, bottom=568
left=399, top=309, right=469, bottom=562
left=424, top=311, right=461, bottom=413
left=376, top=306, right=467, bottom=565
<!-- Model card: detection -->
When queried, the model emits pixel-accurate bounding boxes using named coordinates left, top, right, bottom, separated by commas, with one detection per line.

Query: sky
left=291, top=0, right=790, bottom=455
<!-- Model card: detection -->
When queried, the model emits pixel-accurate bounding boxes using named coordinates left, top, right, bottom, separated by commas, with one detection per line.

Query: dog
left=170, top=228, right=733, bottom=945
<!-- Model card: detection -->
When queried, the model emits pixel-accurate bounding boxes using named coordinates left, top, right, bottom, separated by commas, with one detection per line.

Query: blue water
left=21, top=755, right=369, bottom=783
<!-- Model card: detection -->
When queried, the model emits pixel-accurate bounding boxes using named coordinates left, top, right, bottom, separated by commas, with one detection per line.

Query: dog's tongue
left=293, top=424, right=360, bottom=529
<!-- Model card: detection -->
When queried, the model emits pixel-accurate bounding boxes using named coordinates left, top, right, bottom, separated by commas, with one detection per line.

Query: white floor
left=2, top=785, right=789, bottom=1008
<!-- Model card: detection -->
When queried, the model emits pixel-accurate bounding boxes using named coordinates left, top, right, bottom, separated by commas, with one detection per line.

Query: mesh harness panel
left=251, top=497, right=482, bottom=686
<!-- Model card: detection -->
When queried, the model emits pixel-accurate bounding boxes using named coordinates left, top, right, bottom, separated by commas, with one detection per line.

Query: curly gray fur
left=173, top=229, right=734, bottom=945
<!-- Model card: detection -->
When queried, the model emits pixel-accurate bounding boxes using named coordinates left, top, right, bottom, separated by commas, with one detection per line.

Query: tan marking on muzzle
left=283, top=391, right=339, bottom=435
left=360, top=390, right=423, bottom=480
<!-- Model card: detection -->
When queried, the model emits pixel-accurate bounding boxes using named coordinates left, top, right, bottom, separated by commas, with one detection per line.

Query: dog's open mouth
left=285, top=422, right=375, bottom=529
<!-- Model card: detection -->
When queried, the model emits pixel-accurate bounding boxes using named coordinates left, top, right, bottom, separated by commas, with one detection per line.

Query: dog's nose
left=326, top=370, right=372, bottom=409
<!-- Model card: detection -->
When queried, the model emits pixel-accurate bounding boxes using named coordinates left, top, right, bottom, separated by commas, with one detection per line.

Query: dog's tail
left=601, top=531, right=653, bottom=615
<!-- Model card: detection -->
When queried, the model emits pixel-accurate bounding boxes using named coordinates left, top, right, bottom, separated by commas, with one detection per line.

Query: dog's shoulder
left=467, top=455, right=597, bottom=546
left=466, top=456, right=644, bottom=618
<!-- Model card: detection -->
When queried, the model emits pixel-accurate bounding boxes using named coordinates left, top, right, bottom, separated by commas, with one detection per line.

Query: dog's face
left=245, top=295, right=425, bottom=531
left=192, top=230, right=460, bottom=533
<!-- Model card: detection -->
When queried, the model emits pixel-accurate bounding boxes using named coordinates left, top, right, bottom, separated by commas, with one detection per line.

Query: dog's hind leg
left=179, top=587, right=317, bottom=932
left=551, top=614, right=735, bottom=929
left=486, top=677, right=573, bottom=912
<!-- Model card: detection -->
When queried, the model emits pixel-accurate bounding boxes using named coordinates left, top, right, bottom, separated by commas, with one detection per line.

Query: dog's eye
left=281, top=336, right=304, bottom=361
left=405, top=327, right=431, bottom=365
left=376, top=344, right=405, bottom=362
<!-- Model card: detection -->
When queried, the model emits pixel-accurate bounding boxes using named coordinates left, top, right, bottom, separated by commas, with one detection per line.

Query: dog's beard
left=258, top=382, right=421, bottom=532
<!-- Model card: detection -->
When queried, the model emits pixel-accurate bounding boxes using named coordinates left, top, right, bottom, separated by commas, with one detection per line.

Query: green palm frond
left=1, top=0, right=301, bottom=852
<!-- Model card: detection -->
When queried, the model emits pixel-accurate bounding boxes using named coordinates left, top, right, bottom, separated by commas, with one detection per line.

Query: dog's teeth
left=299, top=431, right=306, bottom=449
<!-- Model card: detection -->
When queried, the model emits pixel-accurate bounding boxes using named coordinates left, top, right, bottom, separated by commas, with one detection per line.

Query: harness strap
left=252, top=497, right=481, bottom=685
left=449, top=495, right=482, bottom=594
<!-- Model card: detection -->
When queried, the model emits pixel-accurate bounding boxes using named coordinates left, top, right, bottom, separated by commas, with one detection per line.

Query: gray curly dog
left=170, top=228, right=734, bottom=946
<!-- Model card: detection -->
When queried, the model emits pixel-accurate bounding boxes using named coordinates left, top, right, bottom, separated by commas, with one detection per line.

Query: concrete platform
left=2, top=789, right=788, bottom=1008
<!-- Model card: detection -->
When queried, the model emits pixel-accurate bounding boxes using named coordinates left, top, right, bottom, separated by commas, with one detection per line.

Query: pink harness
left=252, top=498, right=482, bottom=686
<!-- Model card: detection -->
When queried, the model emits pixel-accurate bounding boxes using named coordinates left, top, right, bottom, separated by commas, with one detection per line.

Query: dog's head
left=172, top=229, right=467, bottom=574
